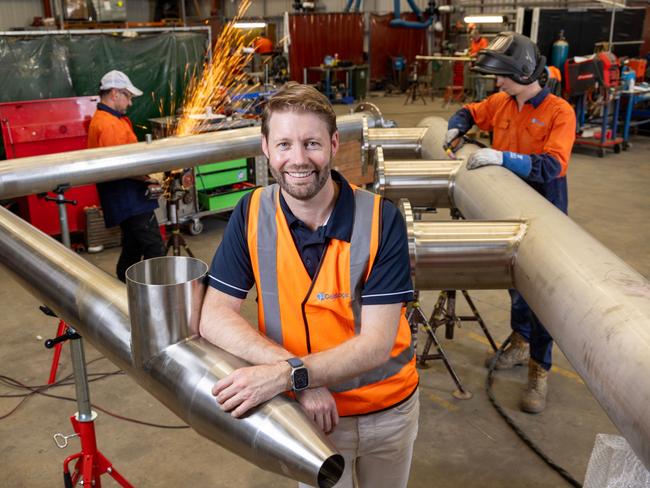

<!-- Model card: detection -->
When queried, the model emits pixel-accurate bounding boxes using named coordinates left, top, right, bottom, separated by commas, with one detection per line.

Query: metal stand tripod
left=38, top=184, right=77, bottom=384
left=407, top=289, right=498, bottom=399
left=164, top=171, right=194, bottom=257
left=47, top=329, right=133, bottom=488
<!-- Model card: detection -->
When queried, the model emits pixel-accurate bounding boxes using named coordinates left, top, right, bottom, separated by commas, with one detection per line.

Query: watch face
left=293, top=367, right=309, bottom=390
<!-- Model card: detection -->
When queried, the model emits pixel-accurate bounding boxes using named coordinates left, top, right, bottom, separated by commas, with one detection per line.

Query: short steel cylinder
left=399, top=199, right=526, bottom=290
left=126, top=256, right=207, bottom=369
left=374, top=148, right=461, bottom=208
left=368, top=127, right=428, bottom=158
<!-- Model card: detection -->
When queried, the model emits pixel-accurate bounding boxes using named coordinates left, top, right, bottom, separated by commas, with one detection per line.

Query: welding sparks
left=175, top=0, right=258, bottom=137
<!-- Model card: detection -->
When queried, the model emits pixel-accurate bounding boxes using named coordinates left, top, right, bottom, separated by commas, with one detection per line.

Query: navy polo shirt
left=208, top=171, right=414, bottom=305
left=94, top=103, right=158, bottom=228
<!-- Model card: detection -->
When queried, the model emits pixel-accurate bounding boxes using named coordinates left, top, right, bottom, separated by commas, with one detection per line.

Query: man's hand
left=212, top=362, right=290, bottom=417
left=466, top=148, right=503, bottom=170
left=296, top=387, right=339, bottom=434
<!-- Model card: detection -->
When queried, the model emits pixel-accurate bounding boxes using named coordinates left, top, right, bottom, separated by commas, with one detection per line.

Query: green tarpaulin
left=0, top=31, right=208, bottom=150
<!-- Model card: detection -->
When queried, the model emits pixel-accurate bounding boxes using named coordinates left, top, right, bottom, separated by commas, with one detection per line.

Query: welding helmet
left=472, top=32, right=546, bottom=85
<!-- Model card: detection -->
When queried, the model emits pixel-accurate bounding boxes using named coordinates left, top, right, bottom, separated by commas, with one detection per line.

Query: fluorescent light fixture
left=464, top=15, right=504, bottom=24
left=233, top=22, right=267, bottom=29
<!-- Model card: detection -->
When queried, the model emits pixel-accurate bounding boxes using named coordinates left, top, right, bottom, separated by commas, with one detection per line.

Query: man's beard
left=270, top=158, right=332, bottom=201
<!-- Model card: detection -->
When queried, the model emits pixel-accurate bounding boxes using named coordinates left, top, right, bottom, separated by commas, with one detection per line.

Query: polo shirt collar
left=97, top=102, right=124, bottom=119
left=525, top=87, right=550, bottom=108
left=279, top=169, right=354, bottom=242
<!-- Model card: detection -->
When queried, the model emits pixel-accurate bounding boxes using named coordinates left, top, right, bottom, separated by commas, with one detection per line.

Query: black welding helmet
left=472, top=31, right=546, bottom=85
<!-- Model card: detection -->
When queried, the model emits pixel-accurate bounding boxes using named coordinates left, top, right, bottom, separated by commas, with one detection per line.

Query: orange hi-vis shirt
left=464, top=90, right=575, bottom=176
left=470, top=37, right=489, bottom=57
left=246, top=184, right=419, bottom=417
left=87, top=109, right=137, bottom=148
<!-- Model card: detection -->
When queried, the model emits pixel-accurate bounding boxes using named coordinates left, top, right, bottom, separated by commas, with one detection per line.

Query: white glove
left=444, top=128, right=460, bottom=148
left=466, top=148, right=503, bottom=170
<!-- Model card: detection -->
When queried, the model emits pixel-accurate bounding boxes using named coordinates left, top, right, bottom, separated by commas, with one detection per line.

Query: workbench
left=620, top=85, right=650, bottom=149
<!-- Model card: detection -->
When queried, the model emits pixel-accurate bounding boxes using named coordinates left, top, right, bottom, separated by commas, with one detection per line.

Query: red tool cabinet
left=0, top=96, right=101, bottom=236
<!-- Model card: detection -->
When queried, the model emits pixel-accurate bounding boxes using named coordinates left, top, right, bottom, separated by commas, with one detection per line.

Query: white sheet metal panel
left=0, top=0, right=43, bottom=30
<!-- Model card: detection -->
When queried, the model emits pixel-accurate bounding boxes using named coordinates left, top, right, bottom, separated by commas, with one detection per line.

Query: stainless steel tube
left=126, top=256, right=207, bottom=369
left=420, top=116, right=650, bottom=469
left=368, top=127, right=428, bottom=158
left=0, top=206, right=343, bottom=486
left=0, top=112, right=379, bottom=200
left=374, top=148, right=462, bottom=208
left=399, top=199, right=525, bottom=290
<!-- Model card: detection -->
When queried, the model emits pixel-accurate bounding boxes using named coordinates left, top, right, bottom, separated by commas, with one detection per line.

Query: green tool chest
left=198, top=187, right=255, bottom=212
left=195, top=158, right=254, bottom=212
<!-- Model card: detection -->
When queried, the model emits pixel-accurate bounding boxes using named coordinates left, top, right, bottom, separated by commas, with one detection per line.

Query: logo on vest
left=316, top=292, right=351, bottom=301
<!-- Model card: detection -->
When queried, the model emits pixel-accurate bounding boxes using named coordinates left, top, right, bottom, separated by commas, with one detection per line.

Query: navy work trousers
left=509, top=289, right=553, bottom=371
left=116, top=211, right=166, bottom=282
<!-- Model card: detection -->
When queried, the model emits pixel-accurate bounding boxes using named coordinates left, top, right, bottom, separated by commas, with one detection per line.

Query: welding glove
left=443, top=128, right=461, bottom=149
left=466, top=149, right=532, bottom=178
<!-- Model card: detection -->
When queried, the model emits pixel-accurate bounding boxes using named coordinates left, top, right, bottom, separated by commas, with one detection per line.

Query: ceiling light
left=464, top=15, right=504, bottom=24
left=233, top=22, right=266, bottom=29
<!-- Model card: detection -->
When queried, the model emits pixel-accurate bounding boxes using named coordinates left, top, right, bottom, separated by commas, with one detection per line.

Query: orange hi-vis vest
left=247, top=184, right=419, bottom=416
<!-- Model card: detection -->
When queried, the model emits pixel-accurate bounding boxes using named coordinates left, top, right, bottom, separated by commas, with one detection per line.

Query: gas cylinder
left=551, top=30, right=569, bottom=69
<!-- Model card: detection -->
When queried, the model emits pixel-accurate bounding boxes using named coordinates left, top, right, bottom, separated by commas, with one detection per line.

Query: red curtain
left=369, top=13, right=429, bottom=81
left=289, top=13, right=364, bottom=83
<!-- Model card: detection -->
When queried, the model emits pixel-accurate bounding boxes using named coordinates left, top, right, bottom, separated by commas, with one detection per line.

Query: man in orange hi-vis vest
left=199, top=82, right=419, bottom=488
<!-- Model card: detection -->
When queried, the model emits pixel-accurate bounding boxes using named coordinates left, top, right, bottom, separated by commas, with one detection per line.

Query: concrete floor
left=0, top=93, right=648, bottom=487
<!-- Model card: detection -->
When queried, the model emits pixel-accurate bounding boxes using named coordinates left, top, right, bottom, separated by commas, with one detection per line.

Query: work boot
left=484, top=332, right=530, bottom=370
left=520, top=359, right=549, bottom=414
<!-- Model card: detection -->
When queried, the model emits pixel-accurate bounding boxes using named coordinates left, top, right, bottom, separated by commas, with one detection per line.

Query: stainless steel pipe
left=0, top=206, right=343, bottom=486
left=419, top=116, right=650, bottom=469
left=399, top=199, right=525, bottom=290
left=368, top=127, right=428, bottom=159
left=374, top=147, right=462, bottom=208
left=126, top=256, right=207, bottom=369
left=0, top=112, right=379, bottom=200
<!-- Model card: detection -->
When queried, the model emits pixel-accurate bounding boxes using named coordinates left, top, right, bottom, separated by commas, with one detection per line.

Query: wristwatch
left=286, top=357, right=309, bottom=392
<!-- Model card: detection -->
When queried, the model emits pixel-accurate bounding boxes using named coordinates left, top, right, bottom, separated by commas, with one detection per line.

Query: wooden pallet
left=85, top=206, right=122, bottom=249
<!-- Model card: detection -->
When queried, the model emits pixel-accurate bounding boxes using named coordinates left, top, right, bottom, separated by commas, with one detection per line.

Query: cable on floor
left=486, top=334, right=582, bottom=488
left=0, top=356, right=189, bottom=429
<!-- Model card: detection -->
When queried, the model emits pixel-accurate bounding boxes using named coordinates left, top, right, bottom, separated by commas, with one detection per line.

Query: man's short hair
left=261, top=82, right=337, bottom=139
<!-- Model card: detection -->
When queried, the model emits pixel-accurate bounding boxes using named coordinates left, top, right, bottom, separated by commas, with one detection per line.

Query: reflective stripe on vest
left=254, top=184, right=414, bottom=393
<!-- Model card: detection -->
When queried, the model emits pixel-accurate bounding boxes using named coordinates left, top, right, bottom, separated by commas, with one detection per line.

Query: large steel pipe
left=374, top=147, right=462, bottom=208
left=399, top=199, right=525, bottom=290
left=0, top=112, right=378, bottom=200
left=368, top=127, right=428, bottom=158
left=0, top=206, right=343, bottom=486
left=419, top=116, right=650, bottom=469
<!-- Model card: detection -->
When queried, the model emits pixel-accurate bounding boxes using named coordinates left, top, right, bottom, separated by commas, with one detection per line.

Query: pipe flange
left=353, top=102, right=384, bottom=127
left=397, top=198, right=417, bottom=278
left=372, top=147, right=385, bottom=195
left=360, top=117, right=370, bottom=175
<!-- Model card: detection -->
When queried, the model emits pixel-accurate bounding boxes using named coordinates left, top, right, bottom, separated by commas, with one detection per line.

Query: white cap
left=99, top=70, right=143, bottom=97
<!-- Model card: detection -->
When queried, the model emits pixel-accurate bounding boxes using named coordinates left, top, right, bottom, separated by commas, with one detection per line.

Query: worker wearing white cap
left=88, top=70, right=165, bottom=282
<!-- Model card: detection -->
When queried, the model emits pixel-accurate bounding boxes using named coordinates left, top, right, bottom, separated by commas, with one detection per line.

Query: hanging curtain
left=289, top=13, right=364, bottom=83
left=369, top=13, right=429, bottom=81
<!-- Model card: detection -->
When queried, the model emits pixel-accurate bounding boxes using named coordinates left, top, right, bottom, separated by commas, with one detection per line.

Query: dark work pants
left=509, top=289, right=553, bottom=371
left=116, top=212, right=166, bottom=282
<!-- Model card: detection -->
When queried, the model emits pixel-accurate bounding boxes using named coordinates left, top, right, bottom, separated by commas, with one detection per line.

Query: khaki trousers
left=299, top=389, right=420, bottom=488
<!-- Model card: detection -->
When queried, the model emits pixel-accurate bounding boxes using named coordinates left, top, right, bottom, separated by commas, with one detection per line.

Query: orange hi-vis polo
left=465, top=91, right=575, bottom=176
left=246, top=184, right=419, bottom=416
left=87, top=109, right=137, bottom=148
left=470, top=37, right=489, bottom=57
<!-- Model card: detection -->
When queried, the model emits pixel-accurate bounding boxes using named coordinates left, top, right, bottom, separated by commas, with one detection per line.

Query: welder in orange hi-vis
left=446, top=32, right=576, bottom=415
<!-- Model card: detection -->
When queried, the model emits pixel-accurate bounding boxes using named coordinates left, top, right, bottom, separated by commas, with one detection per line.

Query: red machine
left=0, top=96, right=100, bottom=237
left=597, top=52, right=620, bottom=87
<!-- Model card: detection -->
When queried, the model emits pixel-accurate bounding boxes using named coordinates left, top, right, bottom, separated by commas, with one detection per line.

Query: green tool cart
left=195, top=158, right=256, bottom=213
